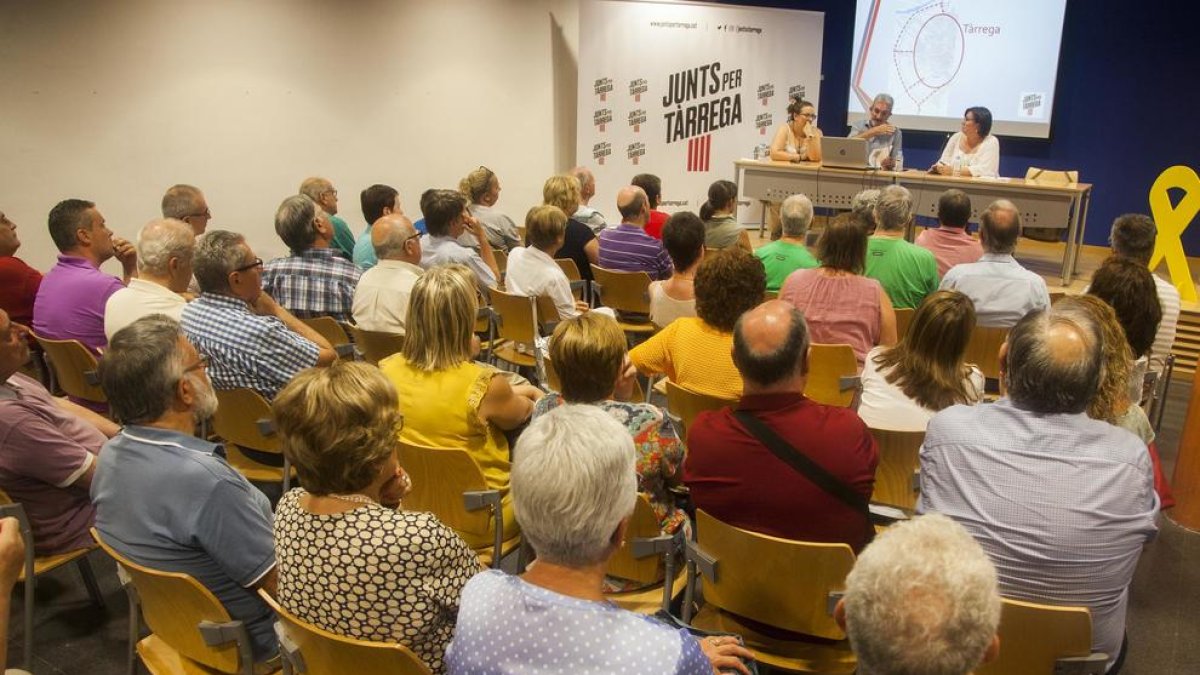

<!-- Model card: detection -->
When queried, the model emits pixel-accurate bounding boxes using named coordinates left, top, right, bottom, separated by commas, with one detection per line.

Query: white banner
left=577, top=0, right=824, bottom=223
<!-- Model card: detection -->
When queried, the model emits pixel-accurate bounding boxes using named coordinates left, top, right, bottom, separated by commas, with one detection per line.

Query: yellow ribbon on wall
left=1149, top=165, right=1200, bottom=302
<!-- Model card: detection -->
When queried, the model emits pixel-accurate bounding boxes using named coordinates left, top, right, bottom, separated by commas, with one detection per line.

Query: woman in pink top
left=780, top=213, right=897, bottom=367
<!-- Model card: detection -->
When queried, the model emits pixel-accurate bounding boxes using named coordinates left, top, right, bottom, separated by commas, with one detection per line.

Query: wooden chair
left=257, top=590, right=431, bottom=675
left=977, top=598, right=1106, bottom=675
left=868, top=428, right=925, bottom=510
left=684, top=510, right=857, bottom=673
left=893, top=307, right=915, bottom=339
left=211, top=388, right=294, bottom=491
left=398, top=441, right=520, bottom=568
left=348, top=326, right=405, bottom=366
left=300, top=316, right=355, bottom=360
left=964, top=325, right=1008, bottom=384
left=590, top=265, right=656, bottom=338
left=493, top=249, right=508, bottom=282
left=487, top=288, right=546, bottom=384
left=91, top=529, right=273, bottom=675
left=555, top=258, right=586, bottom=301
left=606, top=494, right=687, bottom=615
left=665, top=380, right=736, bottom=443
left=804, top=344, right=861, bottom=408
left=0, top=494, right=104, bottom=672
left=32, top=333, right=107, bottom=404
left=1048, top=291, right=1067, bottom=305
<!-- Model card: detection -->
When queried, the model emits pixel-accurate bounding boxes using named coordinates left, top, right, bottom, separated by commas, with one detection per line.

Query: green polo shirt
left=755, top=240, right=819, bottom=292
left=865, top=236, right=938, bottom=309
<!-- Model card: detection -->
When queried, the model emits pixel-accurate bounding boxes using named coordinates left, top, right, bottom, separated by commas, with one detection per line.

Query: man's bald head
left=733, top=300, right=810, bottom=389
left=1004, top=305, right=1102, bottom=414
left=371, top=213, right=419, bottom=263
left=617, top=186, right=648, bottom=225
left=979, top=199, right=1021, bottom=254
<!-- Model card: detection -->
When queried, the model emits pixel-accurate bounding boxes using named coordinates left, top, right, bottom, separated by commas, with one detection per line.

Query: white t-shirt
left=104, top=278, right=187, bottom=340
left=858, top=345, right=985, bottom=432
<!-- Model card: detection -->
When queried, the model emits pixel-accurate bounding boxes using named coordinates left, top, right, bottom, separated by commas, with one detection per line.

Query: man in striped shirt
left=597, top=186, right=673, bottom=280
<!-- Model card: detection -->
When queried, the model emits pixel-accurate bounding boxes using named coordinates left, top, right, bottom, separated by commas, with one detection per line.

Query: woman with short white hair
left=446, top=406, right=754, bottom=674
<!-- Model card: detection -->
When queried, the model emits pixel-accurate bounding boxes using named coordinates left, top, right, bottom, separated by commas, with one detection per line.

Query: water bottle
left=952, top=156, right=963, bottom=177
left=894, top=151, right=904, bottom=172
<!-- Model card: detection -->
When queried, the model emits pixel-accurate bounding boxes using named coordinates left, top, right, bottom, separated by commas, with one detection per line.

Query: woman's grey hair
left=511, top=406, right=637, bottom=567
left=843, top=513, right=1001, bottom=675
left=136, top=218, right=195, bottom=276
left=780, top=194, right=814, bottom=238
left=192, top=230, right=248, bottom=294
left=851, top=188, right=881, bottom=215
left=1005, top=305, right=1102, bottom=414
left=275, top=194, right=319, bottom=253
left=99, top=314, right=188, bottom=426
left=874, top=185, right=914, bottom=232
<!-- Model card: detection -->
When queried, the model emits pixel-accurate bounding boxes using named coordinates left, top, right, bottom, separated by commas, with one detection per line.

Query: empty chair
left=348, top=326, right=405, bottom=366
left=867, top=428, right=924, bottom=510
left=605, top=494, right=688, bottom=615
left=211, top=388, right=293, bottom=490
left=486, top=287, right=545, bottom=383
left=963, top=325, right=1008, bottom=384
left=804, top=343, right=860, bottom=408
left=590, top=265, right=656, bottom=336
left=665, top=380, right=736, bottom=443
left=299, top=316, right=355, bottom=360
left=31, top=333, right=106, bottom=404
left=893, top=307, right=914, bottom=338
left=977, top=599, right=1106, bottom=675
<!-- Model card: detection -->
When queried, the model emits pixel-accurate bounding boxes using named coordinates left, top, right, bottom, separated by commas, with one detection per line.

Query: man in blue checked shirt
left=262, top=195, right=362, bottom=323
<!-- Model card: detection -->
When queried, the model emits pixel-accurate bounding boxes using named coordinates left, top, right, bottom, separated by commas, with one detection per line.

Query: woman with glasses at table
left=768, top=97, right=823, bottom=164
left=459, top=166, right=522, bottom=252
left=932, top=106, right=1000, bottom=178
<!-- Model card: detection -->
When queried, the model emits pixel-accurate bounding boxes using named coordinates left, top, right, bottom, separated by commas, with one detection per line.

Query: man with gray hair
left=104, top=218, right=195, bottom=339
left=754, top=193, right=818, bottom=292
left=850, top=188, right=881, bottom=234
left=570, top=166, right=608, bottom=232
left=865, top=185, right=938, bottom=309
left=161, top=184, right=211, bottom=236
left=351, top=214, right=423, bottom=333
left=849, top=93, right=903, bottom=170
left=919, top=305, right=1158, bottom=671
left=92, top=315, right=278, bottom=667
left=836, top=513, right=1001, bottom=674
left=262, top=194, right=362, bottom=323
left=299, top=176, right=356, bottom=260
left=939, top=199, right=1050, bottom=328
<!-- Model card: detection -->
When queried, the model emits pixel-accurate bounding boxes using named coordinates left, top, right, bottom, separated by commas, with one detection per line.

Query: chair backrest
left=489, top=288, right=539, bottom=346
left=963, top=325, right=1008, bottom=382
left=977, top=598, right=1098, bottom=675
left=804, top=343, right=860, bottom=408
left=693, top=509, right=854, bottom=639
left=257, top=590, right=432, bottom=675
left=555, top=258, right=582, bottom=282
left=301, top=316, right=351, bottom=346
left=590, top=265, right=652, bottom=315
left=398, top=441, right=495, bottom=549
left=666, top=381, right=736, bottom=442
left=894, top=307, right=915, bottom=339
left=349, top=326, right=406, bottom=366
left=868, top=427, right=925, bottom=510
left=1024, top=167, right=1080, bottom=185
left=91, top=528, right=246, bottom=673
left=493, top=249, right=508, bottom=275
left=606, top=494, right=664, bottom=585
left=1048, top=291, right=1066, bottom=306
left=212, top=389, right=279, bottom=454
left=32, top=334, right=106, bottom=403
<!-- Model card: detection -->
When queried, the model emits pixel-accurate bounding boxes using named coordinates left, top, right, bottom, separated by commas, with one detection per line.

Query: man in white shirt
left=939, top=200, right=1049, bottom=328
left=352, top=214, right=423, bottom=334
left=570, top=166, right=607, bottom=233
left=1110, top=213, right=1180, bottom=363
left=418, top=189, right=500, bottom=289
left=104, top=218, right=194, bottom=340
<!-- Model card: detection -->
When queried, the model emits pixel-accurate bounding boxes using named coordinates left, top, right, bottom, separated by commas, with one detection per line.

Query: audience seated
left=543, top=174, right=600, bottom=284
left=1088, top=256, right=1163, bottom=407
left=836, top=514, right=1001, bottom=675
left=0, top=209, right=42, bottom=333
left=1110, top=213, right=1179, bottom=363
left=597, top=185, right=673, bottom=281
left=939, top=199, right=1050, bottom=328
left=104, top=218, right=194, bottom=340
left=353, top=183, right=404, bottom=270
left=181, top=230, right=335, bottom=398
left=865, top=185, right=938, bottom=309
left=161, top=184, right=212, bottom=236
left=755, top=193, right=818, bottom=293
left=859, top=290, right=983, bottom=432
left=0, top=309, right=117, bottom=555
left=780, top=213, right=897, bottom=368
left=632, top=173, right=669, bottom=239
left=419, top=189, right=500, bottom=289
left=569, top=166, right=608, bottom=233
left=699, top=180, right=752, bottom=252
left=262, top=195, right=362, bottom=322
left=915, top=188, right=983, bottom=277
left=648, top=212, right=704, bottom=327
left=33, top=199, right=137, bottom=355
left=446, top=406, right=754, bottom=674
left=271, top=361, right=480, bottom=674
left=918, top=305, right=1158, bottom=672
left=93, top=315, right=279, bottom=666
left=505, top=205, right=590, bottom=320
left=684, top=302, right=877, bottom=551
left=299, top=176, right=355, bottom=260
left=459, top=166, right=521, bottom=252
left=631, top=248, right=765, bottom=399
left=379, top=265, right=542, bottom=544
left=351, top=214, right=423, bottom=334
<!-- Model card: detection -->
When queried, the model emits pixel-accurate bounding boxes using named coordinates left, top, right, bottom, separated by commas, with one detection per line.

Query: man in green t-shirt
left=755, top=194, right=819, bottom=292
left=865, top=185, right=938, bottom=309
left=300, top=176, right=357, bottom=261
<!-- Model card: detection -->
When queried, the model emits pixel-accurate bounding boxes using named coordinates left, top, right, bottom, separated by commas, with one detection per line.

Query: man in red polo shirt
left=633, top=173, right=669, bottom=239
left=684, top=300, right=878, bottom=551
left=0, top=210, right=42, bottom=332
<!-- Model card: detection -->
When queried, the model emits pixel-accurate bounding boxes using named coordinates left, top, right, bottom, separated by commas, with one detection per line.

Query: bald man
left=596, top=185, right=672, bottom=280
left=161, top=184, right=212, bottom=236
left=352, top=214, right=424, bottom=334
left=683, top=301, right=878, bottom=550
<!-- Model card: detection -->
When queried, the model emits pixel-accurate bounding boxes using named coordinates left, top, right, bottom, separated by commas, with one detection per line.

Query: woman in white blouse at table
left=932, top=106, right=1000, bottom=179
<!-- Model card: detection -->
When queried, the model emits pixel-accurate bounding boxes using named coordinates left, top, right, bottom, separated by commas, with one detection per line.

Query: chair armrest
left=910, top=469, right=920, bottom=493
left=464, top=490, right=506, bottom=569
left=837, top=375, right=861, bottom=393
left=274, top=623, right=306, bottom=674
left=630, top=534, right=675, bottom=560
left=84, top=370, right=101, bottom=386
left=255, top=418, right=276, bottom=437
left=568, top=280, right=587, bottom=292
left=684, top=538, right=718, bottom=582
left=1053, top=654, right=1108, bottom=675
left=869, top=502, right=912, bottom=525
left=826, top=590, right=844, bottom=616
left=334, top=343, right=356, bottom=359
left=198, top=620, right=255, bottom=675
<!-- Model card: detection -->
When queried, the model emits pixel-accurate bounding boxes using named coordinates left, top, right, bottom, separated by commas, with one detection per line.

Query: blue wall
left=732, top=0, right=1200, bottom=251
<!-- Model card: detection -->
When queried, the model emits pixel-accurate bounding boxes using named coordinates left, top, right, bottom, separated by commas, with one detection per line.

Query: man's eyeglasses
left=185, top=209, right=212, bottom=220
left=233, top=257, right=263, bottom=273
left=404, top=233, right=422, bottom=245
left=183, top=354, right=209, bottom=373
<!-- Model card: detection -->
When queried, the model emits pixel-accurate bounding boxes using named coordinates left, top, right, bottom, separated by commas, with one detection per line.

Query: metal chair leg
left=76, top=555, right=106, bottom=609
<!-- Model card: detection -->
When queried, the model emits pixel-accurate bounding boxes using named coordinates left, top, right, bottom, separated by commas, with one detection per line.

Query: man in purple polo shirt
left=597, top=185, right=673, bottom=280
left=33, top=199, right=137, bottom=354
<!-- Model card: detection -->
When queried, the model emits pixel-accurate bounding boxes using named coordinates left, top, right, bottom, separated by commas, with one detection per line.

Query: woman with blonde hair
left=272, top=361, right=480, bottom=674
left=379, top=265, right=543, bottom=544
left=543, top=174, right=600, bottom=284
left=458, top=165, right=521, bottom=251
left=858, top=290, right=983, bottom=431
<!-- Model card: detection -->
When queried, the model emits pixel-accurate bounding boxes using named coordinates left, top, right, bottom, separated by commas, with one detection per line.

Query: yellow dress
left=379, top=355, right=518, bottom=547
left=629, top=317, right=743, bottom=399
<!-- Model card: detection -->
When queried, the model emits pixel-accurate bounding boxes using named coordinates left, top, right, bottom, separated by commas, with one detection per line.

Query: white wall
left=0, top=0, right=581, bottom=271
